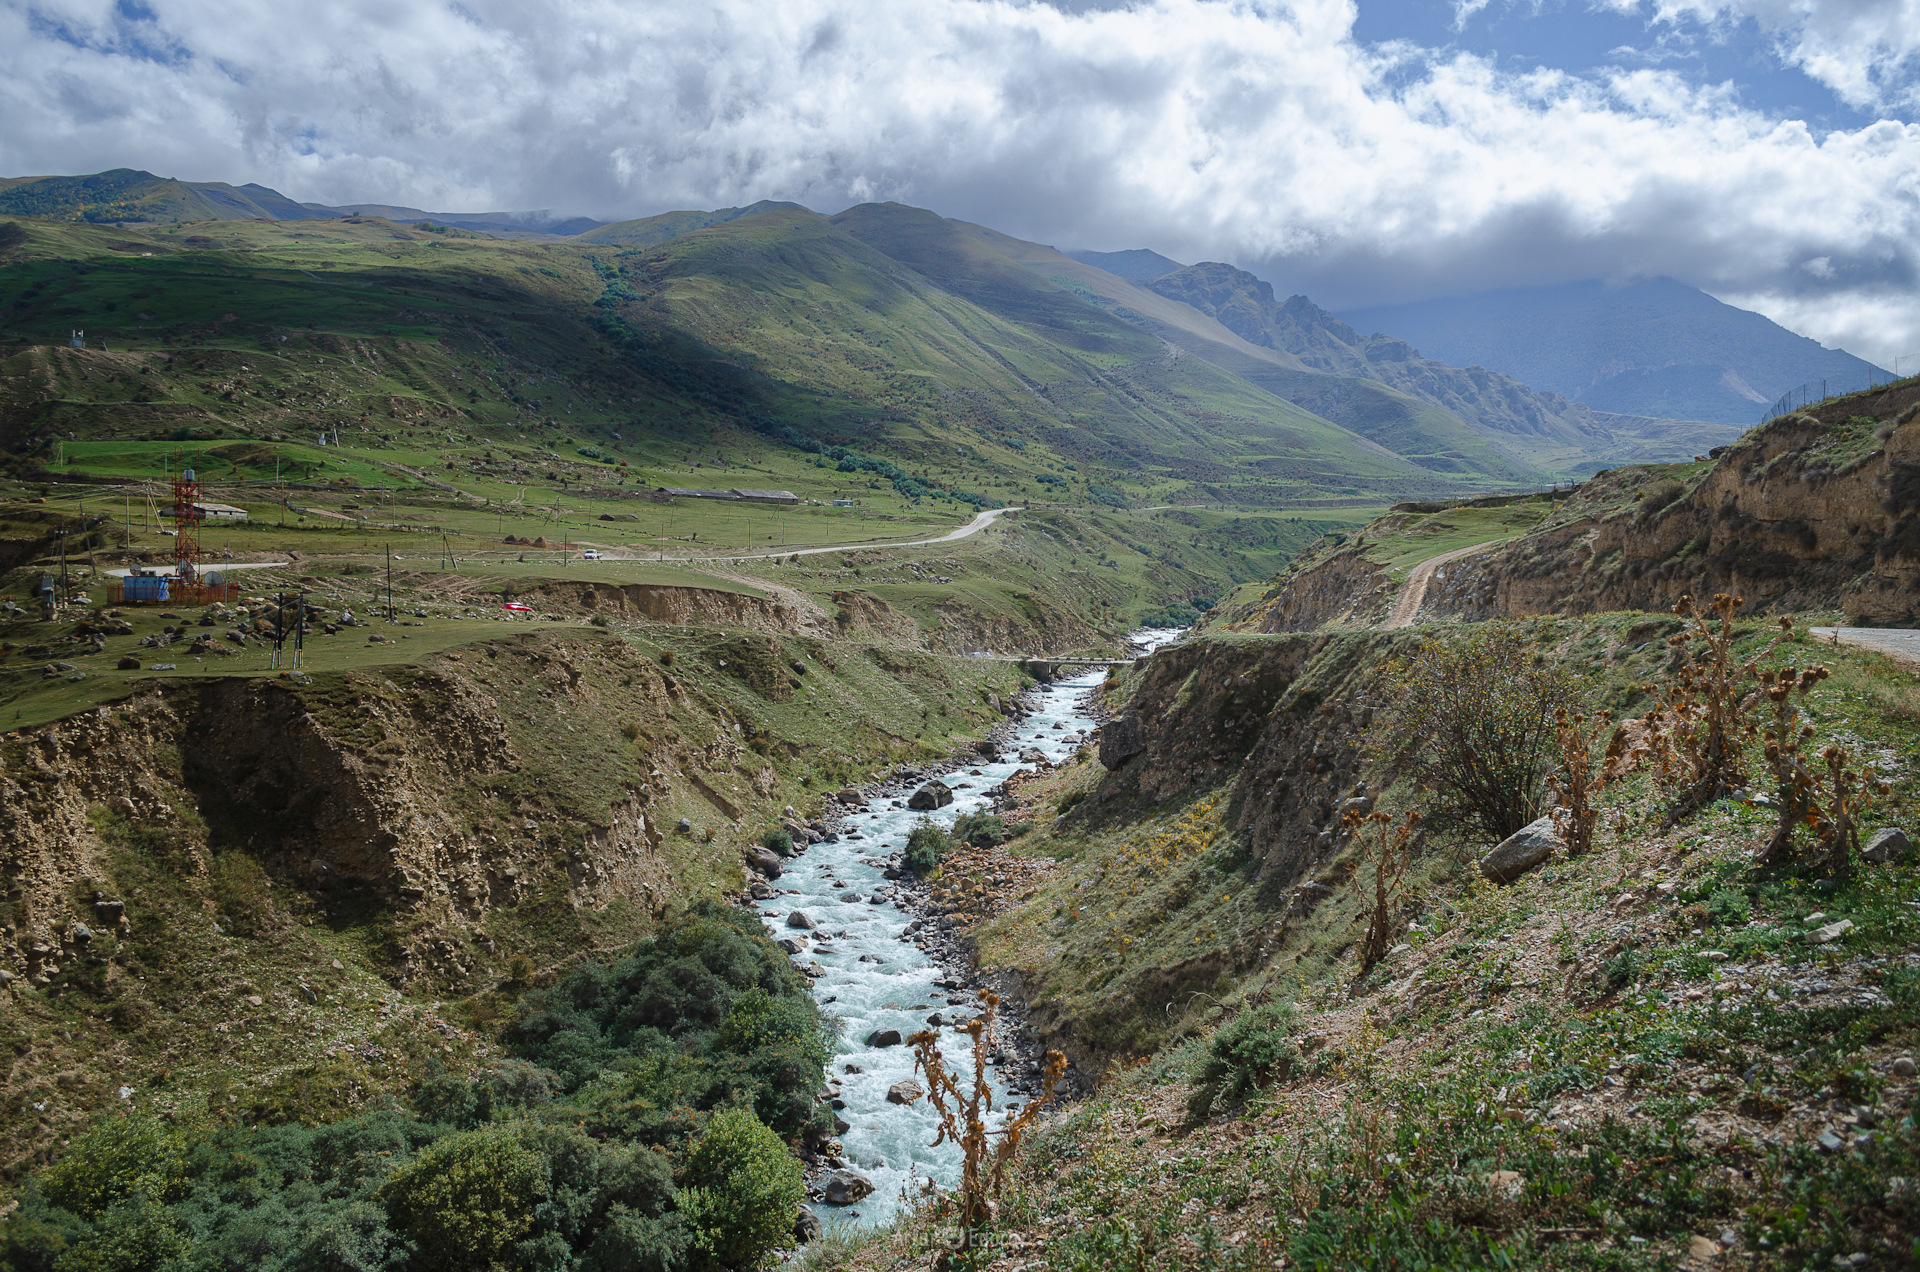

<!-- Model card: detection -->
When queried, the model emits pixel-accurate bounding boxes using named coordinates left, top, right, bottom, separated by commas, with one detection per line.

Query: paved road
left=1381, top=540, right=1505, bottom=629
left=1810, top=627, right=1920, bottom=671
left=611, top=506, right=1024, bottom=564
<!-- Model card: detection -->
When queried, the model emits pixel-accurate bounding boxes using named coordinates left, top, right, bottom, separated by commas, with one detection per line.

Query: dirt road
left=1381, top=540, right=1505, bottom=629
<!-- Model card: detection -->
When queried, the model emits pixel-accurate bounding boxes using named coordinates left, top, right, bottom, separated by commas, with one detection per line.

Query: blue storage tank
left=122, top=575, right=170, bottom=603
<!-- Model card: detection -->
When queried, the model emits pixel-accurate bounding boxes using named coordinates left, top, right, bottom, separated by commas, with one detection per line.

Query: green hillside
left=0, top=203, right=1460, bottom=511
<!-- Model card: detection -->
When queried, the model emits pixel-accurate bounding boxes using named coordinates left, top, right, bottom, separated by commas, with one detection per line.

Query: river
left=753, top=629, right=1184, bottom=1232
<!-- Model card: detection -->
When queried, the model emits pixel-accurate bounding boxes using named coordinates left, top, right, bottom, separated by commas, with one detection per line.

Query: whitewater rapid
left=755, top=630, right=1183, bottom=1231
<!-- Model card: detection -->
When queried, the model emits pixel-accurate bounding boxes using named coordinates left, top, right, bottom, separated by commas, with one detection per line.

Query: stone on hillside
left=1862, top=828, right=1913, bottom=864
left=1099, top=714, right=1147, bottom=770
left=886, top=1080, right=924, bottom=1105
left=865, top=1028, right=903, bottom=1048
left=675, top=818, right=692, bottom=833
left=1807, top=918, right=1854, bottom=944
left=116, top=656, right=141, bottom=670
left=907, top=781, right=953, bottom=810
left=1479, top=815, right=1563, bottom=884
left=823, top=1169, right=874, bottom=1204
left=793, top=1207, right=823, bottom=1242
left=745, top=847, right=784, bottom=879
left=787, top=910, right=816, bottom=930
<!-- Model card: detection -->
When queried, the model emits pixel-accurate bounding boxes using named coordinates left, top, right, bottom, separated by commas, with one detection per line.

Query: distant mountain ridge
left=1340, top=277, right=1886, bottom=425
left=1066, top=248, right=1186, bottom=281
left=1138, top=260, right=1736, bottom=474
left=0, top=168, right=603, bottom=239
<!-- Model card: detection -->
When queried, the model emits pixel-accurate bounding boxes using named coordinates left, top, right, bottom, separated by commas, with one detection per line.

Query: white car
left=581, top=549, right=601, bottom=560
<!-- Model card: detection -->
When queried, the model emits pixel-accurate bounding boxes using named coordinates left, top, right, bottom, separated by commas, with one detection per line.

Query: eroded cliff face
left=1253, top=552, right=1394, bottom=633
left=0, top=634, right=708, bottom=994
left=1461, top=389, right=1920, bottom=623
left=1095, top=632, right=1399, bottom=888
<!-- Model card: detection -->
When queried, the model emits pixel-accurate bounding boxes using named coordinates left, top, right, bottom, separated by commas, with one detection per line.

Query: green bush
left=761, top=829, right=794, bottom=857
left=39, top=1113, right=191, bottom=1219
left=377, top=1124, right=550, bottom=1271
left=1188, top=1002, right=1298, bottom=1118
left=1374, top=625, right=1580, bottom=842
left=678, top=1110, right=803, bottom=1272
left=903, top=820, right=953, bottom=875
left=951, top=811, right=1008, bottom=847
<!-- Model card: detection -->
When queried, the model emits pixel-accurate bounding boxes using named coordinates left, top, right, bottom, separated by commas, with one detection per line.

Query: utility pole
left=385, top=543, right=394, bottom=623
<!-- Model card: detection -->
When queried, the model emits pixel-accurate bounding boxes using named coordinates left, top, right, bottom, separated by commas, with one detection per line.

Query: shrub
left=377, top=1124, right=550, bottom=1271
left=761, top=829, right=794, bottom=857
left=1374, top=626, right=1579, bottom=842
left=1348, top=809, right=1419, bottom=981
left=1645, top=593, right=1782, bottom=819
left=1549, top=707, right=1611, bottom=857
left=40, top=1112, right=191, bottom=1219
left=678, top=1110, right=802, bottom=1272
left=950, top=811, right=1008, bottom=848
left=903, top=820, right=953, bottom=876
left=1188, top=1001, right=1298, bottom=1118
left=657, top=650, right=674, bottom=667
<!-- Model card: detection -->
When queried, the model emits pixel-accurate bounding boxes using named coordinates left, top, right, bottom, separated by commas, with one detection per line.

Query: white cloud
left=1600, top=0, right=1920, bottom=113
left=0, top=0, right=1915, bottom=363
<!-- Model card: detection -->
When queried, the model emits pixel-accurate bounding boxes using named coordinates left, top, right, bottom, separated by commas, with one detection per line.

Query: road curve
left=1810, top=627, right=1920, bottom=672
left=1381, top=539, right=1506, bottom=630
left=635, top=506, right=1024, bottom=564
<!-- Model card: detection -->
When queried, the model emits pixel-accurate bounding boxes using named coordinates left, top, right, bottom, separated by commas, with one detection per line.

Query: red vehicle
left=501, top=601, right=533, bottom=613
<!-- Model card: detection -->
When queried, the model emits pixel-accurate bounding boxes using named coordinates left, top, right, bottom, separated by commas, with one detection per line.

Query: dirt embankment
left=1254, top=551, right=1394, bottom=633
left=1269, top=385, right=1920, bottom=628
left=1096, top=634, right=1402, bottom=888
left=0, top=633, right=742, bottom=996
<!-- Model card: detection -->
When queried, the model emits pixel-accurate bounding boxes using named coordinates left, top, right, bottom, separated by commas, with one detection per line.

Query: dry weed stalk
left=1549, top=706, right=1612, bottom=856
left=1345, top=807, right=1420, bottom=983
left=908, top=990, right=1067, bottom=1234
left=1645, top=593, right=1786, bottom=819
left=1752, top=659, right=1830, bottom=867
left=1812, top=745, right=1886, bottom=883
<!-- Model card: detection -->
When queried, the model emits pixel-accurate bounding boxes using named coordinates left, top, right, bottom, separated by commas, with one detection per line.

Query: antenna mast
left=170, top=454, right=203, bottom=580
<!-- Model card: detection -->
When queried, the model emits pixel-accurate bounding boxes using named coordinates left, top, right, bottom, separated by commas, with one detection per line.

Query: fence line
left=1763, top=353, right=1919, bottom=424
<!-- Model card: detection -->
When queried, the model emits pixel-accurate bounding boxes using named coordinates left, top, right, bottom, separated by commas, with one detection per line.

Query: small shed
left=194, top=501, right=249, bottom=521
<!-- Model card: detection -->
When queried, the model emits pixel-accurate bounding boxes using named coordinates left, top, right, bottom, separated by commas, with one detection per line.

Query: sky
left=2, top=0, right=1916, bottom=367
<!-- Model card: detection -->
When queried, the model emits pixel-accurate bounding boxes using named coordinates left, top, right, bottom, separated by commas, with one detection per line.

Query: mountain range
left=1, top=169, right=1827, bottom=490
left=1342, top=277, right=1887, bottom=425
left=0, top=168, right=605, bottom=240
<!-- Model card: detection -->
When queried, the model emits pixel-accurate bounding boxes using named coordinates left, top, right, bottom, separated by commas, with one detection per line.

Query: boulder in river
left=887, top=1080, right=924, bottom=1105
left=823, top=1170, right=874, bottom=1205
left=787, top=910, right=817, bottom=929
left=865, top=1028, right=903, bottom=1048
left=907, top=780, right=953, bottom=810
left=744, top=847, right=783, bottom=879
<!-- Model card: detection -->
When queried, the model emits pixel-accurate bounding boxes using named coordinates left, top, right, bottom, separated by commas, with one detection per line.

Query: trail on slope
left=1381, top=539, right=1505, bottom=630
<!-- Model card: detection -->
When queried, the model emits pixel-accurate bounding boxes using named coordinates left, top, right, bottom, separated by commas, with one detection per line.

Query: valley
left=0, top=181, right=1916, bottom=1272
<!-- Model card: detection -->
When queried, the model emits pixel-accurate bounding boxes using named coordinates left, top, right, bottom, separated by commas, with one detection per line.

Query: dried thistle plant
left=1549, top=706, right=1611, bottom=857
left=1344, top=807, right=1420, bottom=983
left=1647, top=593, right=1788, bottom=820
left=909, top=990, right=1067, bottom=1236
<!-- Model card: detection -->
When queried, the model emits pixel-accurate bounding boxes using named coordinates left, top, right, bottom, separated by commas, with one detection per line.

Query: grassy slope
left=955, top=223, right=1543, bottom=483
left=0, top=207, right=1453, bottom=513
left=833, top=616, right=1920, bottom=1272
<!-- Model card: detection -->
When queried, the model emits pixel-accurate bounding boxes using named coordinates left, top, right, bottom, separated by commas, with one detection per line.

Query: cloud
left=1599, top=0, right=1920, bottom=113
left=0, top=0, right=1915, bottom=364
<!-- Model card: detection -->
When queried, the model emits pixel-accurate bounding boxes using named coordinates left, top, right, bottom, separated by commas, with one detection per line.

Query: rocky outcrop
left=1470, top=387, right=1919, bottom=623
left=1255, top=550, right=1394, bottom=632
left=1480, top=815, right=1564, bottom=883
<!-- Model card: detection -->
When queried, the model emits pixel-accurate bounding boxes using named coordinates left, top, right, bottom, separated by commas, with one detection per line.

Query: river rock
left=787, top=910, right=816, bottom=930
left=744, top=847, right=784, bottom=879
left=865, top=1028, right=903, bottom=1048
left=908, top=781, right=953, bottom=810
left=777, top=937, right=807, bottom=954
left=886, top=1080, right=924, bottom=1105
left=1479, top=815, right=1563, bottom=884
left=1019, top=747, right=1049, bottom=764
left=793, top=1207, right=822, bottom=1242
left=1862, top=828, right=1913, bottom=863
left=823, top=1169, right=874, bottom=1204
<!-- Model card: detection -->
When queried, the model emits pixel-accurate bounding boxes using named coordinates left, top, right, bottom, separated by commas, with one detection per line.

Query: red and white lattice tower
left=170, top=458, right=202, bottom=581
